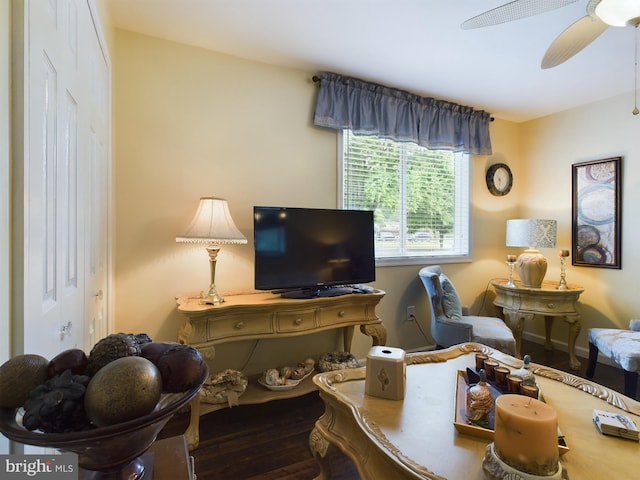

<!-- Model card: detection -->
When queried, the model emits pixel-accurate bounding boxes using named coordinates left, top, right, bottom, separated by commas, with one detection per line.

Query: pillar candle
left=494, top=394, right=559, bottom=476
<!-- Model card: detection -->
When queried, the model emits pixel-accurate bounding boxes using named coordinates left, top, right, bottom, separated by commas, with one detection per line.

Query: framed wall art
left=572, top=157, right=622, bottom=269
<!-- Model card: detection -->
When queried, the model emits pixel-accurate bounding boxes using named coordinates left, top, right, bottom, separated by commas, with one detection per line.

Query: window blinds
left=342, top=131, right=469, bottom=260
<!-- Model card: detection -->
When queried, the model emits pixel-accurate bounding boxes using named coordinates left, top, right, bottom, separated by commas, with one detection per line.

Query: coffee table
left=309, top=343, right=640, bottom=479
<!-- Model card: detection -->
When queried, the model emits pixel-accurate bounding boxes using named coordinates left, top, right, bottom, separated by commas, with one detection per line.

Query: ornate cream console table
left=175, top=289, right=386, bottom=449
left=491, top=279, right=584, bottom=370
left=310, top=343, right=640, bottom=480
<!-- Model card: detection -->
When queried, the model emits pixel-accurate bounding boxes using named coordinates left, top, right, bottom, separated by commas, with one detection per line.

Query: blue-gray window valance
left=313, top=72, right=492, bottom=155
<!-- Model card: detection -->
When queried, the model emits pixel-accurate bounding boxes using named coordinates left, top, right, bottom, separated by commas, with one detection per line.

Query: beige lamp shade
left=506, top=219, right=557, bottom=288
left=176, top=197, right=247, bottom=245
left=177, top=197, right=247, bottom=304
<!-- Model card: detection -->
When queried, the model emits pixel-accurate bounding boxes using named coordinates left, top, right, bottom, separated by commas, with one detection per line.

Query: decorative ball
left=139, top=341, right=179, bottom=365
left=84, top=356, right=162, bottom=427
left=156, top=344, right=207, bottom=393
left=47, top=348, right=88, bottom=377
left=0, top=354, right=50, bottom=408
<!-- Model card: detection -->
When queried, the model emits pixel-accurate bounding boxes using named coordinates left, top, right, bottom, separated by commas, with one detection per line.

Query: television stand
left=175, top=289, right=386, bottom=450
left=279, top=285, right=356, bottom=299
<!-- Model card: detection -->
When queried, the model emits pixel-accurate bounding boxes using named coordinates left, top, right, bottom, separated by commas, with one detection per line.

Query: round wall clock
left=486, top=163, right=513, bottom=196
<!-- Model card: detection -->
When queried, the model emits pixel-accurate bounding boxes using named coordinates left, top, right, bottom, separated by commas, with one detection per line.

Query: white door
left=21, top=0, right=85, bottom=357
left=11, top=0, right=109, bottom=455
left=82, top=12, right=110, bottom=349
left=15, top=0, right=110, bottom=361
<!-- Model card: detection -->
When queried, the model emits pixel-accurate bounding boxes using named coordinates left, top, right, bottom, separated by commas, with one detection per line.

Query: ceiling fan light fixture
left=595, top=0, right=640, bottom=27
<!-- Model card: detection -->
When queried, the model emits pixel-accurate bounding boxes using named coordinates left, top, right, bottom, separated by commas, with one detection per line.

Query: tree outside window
left=341, top=130, right=470, bottom=265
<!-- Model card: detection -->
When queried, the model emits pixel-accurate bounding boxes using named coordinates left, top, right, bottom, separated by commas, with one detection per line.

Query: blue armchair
left=418, top=265, right=516, bottom=355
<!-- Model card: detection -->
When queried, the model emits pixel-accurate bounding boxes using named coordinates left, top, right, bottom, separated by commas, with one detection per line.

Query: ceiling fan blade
left=541, top=15, right=609, bottom=69
left=461, top=0, right=580, bottom=29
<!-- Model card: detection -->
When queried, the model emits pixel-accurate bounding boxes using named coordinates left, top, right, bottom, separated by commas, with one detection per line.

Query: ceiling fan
left=461, top=0, right=640, bottom=69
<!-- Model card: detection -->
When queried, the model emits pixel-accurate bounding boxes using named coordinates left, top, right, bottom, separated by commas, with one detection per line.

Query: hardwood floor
left=158, top=339, right=634, bottom=480
left=158, top=390, right=358, bottom=480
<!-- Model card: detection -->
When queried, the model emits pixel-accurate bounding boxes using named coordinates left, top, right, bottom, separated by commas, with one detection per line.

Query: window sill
left=375, top=255, right=472, bottom=267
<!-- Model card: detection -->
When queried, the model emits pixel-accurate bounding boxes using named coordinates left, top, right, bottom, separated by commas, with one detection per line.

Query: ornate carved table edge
left=310, top=343, right=640, bottom=480
left=491, top=278, right=584, bottom=293
left=420, top=343, right=640, bottom=416
left=530, top=363, right=640, bottom=415
left=310, top=343, right=521, bottom=480
left=405, top=343, right=523, bottom=368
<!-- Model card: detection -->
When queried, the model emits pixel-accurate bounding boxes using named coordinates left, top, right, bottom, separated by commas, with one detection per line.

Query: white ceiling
left=105, top=0, right=639, bottom=123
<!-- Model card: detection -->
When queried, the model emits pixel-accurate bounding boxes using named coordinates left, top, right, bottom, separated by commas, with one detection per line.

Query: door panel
left=24, top=0, right=84, bottom=357
left=18, top=0, right=109, bottom=359
left=83, top=7, right=109, bottom=348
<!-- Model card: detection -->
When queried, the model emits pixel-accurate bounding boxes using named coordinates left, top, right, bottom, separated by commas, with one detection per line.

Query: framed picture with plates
left=571, top=157, right=622, bottom=269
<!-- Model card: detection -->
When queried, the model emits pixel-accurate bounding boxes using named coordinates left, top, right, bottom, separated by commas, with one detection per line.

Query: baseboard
left=521, top=332, right=619, bottom=369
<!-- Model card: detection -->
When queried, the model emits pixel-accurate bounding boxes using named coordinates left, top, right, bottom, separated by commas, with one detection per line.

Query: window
left=340, top=130, right=470, bottom=265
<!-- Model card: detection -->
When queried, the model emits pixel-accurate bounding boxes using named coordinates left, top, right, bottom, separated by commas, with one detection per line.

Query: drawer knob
left=295, top=318, right=303, bottom=325
left=338, top=310, right=346, bottom=318
left=234, top=322, right=246, bottom=329
left=547, top=303, right=555, bottom=309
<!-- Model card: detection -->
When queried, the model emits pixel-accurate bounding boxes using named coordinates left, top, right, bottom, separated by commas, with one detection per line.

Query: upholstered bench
left=586, top=320, right=640, bottom=399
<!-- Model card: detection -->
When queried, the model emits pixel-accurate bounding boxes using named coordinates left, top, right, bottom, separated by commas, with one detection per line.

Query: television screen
left=253, top=206, right=375, bottom=297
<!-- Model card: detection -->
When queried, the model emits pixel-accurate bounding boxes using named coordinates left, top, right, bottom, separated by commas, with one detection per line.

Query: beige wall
left=112, top=30, right=525, bottom=373
left=520, top=94, right=640, bottom=343
left=112, top=28, right=638, bottom=374
left=113, top=31, right=351, bottom=373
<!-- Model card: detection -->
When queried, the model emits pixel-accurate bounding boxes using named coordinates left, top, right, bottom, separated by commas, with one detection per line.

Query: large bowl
left=0, top=366, right=208, bottom=479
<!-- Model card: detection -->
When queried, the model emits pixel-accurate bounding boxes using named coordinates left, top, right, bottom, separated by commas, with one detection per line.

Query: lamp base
left=201, top=285, right=224, bottom=305
left=516, top=249, right=548, bottom=288
left=201, top=244, right=224, bottom=305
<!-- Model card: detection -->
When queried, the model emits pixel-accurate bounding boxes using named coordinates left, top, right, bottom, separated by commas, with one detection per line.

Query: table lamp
left=506, top=219, right=557, bottom=288
left=176, top=197, right=247, bottom=304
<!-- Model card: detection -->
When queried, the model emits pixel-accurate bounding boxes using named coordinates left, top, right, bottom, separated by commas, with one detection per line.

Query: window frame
left=338, top=130, right=473, bottom=267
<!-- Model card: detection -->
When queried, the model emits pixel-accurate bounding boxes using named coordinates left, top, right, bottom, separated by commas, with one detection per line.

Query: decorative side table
left=175, top=289, right=386, bottom=449
left=491, top=280, right=584, bottom=370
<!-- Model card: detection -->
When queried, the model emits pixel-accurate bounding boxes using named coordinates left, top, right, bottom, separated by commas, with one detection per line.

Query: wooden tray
left=453, top=370, right=569, bottom=455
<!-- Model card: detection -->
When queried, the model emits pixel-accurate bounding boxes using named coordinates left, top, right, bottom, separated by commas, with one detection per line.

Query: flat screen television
left=253, top=206, right=376, bottom=298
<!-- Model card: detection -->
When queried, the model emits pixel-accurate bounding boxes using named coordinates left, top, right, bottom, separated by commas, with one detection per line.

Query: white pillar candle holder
left=482, top=443, right=568, bottom=480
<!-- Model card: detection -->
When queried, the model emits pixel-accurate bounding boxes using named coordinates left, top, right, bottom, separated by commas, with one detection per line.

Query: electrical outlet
left=406, top=305, right=416, bottom=322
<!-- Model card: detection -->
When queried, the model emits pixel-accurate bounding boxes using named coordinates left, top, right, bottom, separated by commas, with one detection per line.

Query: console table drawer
left=275, top=309, right=318, bottom=333
left=207, top=314, right=273, bottom=341
left=318, top=304, right=369, bottom=326
left=500, top=293, right=581, bottom=315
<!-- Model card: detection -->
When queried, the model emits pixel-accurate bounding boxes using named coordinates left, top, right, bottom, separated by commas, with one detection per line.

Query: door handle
left=59, top=321, right=72, bottom=341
